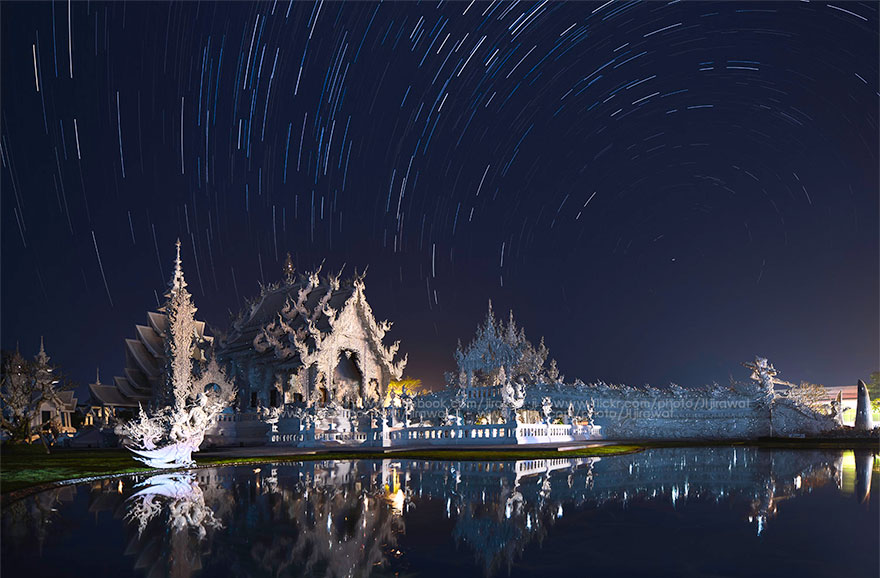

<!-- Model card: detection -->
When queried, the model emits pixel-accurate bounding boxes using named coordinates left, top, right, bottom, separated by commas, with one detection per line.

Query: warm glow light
left=388, top=489, right=405, bottom=514
left=841, top=451, right=856, bottom=496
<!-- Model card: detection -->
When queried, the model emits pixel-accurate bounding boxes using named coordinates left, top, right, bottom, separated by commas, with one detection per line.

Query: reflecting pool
left=2, top=447, right=877, bottom=577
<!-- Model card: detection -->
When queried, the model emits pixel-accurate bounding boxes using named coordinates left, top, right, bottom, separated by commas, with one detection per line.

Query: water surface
left=2, top=447, right=877, bottom=577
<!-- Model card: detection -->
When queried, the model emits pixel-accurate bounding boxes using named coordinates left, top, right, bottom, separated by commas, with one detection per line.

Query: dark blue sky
left=2, top=1, right=877, bottom=394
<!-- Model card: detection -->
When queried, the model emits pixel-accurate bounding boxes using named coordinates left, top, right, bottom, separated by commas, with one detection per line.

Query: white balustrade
left=264, top=415, right=601, bottom=448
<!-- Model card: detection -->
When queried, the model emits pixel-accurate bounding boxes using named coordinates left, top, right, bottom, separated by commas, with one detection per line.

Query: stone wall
left=414, top=381, right=841, bottom=441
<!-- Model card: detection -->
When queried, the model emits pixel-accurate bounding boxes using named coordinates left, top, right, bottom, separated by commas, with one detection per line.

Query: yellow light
left=388, top=489, right=405, bottom=514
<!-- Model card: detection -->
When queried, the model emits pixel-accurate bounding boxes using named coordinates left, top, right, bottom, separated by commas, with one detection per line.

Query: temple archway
left=334, top=350, right=364, bottom=408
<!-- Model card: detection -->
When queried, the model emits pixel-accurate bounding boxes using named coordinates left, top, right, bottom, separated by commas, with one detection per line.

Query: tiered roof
left=89, top=241, right=212, bottom=408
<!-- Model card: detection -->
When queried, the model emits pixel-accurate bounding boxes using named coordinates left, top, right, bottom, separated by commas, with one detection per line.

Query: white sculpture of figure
left=830, top=393, right=843, bottom=426
left=449, top=386, right=466, bottom=426
left=755, top=358, right=775, bottom=392
left=259, top=404, right=282, bottom=426
left=301, top=409, right=314, bottom=432
left=365, top=404, right=382, bottom=430
left=501, top=380, right=516, bottom=421
left=116, top=241, right=236, bottom=469
left=401, top=393, right=415, bottom=427
left=387, top=391, right=400, bottom=426
left=584, top=399, right=595, bottom=427
left=541, top=397, right=553, bottom=425
left=500, top=372, right=525, bottom=424
left=566, top=402, right=576, bottom=425
left=743, top=356, right=778, bottom=403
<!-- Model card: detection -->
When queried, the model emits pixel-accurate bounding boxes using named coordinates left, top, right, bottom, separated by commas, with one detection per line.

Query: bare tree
left=786, top=381, right=830, bottom=412
left=0, top=342, right=69, bottom=453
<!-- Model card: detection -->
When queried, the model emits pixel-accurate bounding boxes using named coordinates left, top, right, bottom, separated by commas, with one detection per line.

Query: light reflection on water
left=2, top=448, right=877, bottom=578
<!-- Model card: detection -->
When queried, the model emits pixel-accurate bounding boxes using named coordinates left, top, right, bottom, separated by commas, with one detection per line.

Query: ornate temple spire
left=35, top=336, right=50, bottom=366
left=167, top=239, right=187, bottom=296
left=483, top=299, right=497, bottom=337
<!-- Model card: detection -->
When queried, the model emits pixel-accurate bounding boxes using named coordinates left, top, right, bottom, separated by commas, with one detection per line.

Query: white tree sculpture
left=116, top=241, right=236, bottom=468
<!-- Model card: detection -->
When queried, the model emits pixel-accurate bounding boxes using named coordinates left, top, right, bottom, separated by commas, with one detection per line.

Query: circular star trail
left=1, top=1, right=877, bottom=390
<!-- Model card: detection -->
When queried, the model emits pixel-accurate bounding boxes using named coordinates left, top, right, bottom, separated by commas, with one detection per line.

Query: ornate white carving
left=116, top=241, right=236, bottom=468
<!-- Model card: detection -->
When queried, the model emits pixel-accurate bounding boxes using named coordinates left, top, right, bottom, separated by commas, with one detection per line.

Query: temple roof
left=89, top=382, right=141, bottom=408
left=93, top=240, right=214, bottom=408
left=222, top=274, right=357, bottom=355
left=220, top=268, right=406, bottom=379
left=135, top=324, right=164, bottom=358
left=55, top=390, right=78, bottom=412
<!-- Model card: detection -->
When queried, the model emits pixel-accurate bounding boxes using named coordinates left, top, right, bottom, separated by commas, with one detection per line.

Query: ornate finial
left=95, top=367, right=101, bottom=385
left=35, top=336, right=50, bottom=365
left=282, top=252, right=295, bottom=283
left=485, top=299, right=496, bottom=328
left=168, top=239, right=187, bottom=294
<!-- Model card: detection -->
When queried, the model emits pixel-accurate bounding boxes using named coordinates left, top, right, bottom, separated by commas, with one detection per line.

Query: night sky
left=1, top=1, right=877, bottom=396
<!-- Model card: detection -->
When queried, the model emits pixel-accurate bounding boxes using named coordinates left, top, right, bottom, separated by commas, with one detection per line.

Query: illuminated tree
left=0, top=341, right=69, bottom=452
left=867, top=372, right=880, bottom=412
left=786, top=381, right=830, bottom=412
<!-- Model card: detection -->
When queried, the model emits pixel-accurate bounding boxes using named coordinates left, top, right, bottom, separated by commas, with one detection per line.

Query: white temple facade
left=209, top=257, right=407, bottom=445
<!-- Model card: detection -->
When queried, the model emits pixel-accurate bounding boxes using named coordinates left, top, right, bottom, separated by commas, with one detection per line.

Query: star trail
left=1, top=1, right=877, bottom=392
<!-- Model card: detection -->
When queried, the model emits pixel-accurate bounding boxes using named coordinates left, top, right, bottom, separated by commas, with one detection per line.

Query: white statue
left=830, top=392, right=843, bottom=426
left=401, top=392, right=415, bottom=427
left=449, top=386, right=466, bottom=425
left=584, top=399, right=595, bottom=427
left=541, top=397, right=553, bottom=425
left=743, top=356, right=778, bottom=401
left=259, top=404, right=283, bottom=426
left=501, top=372, right=525, bottom=424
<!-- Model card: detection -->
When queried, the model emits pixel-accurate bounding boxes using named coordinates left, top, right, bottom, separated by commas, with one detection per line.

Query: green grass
left=199, top=445, right=644, bottom=466
left=1, top=446, right=150, bottom=495
left=1, top=444, right=642, bottom=497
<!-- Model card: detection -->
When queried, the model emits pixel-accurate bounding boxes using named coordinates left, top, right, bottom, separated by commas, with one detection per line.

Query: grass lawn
left=1, top=446, right=150, bottom=495
left=1, top=443, right=643, bottom=497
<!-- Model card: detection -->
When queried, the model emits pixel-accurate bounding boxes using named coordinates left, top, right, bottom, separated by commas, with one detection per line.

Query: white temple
left=219, top=255, right=406, bottom=412
left=96, top=256, right=850, bottom=451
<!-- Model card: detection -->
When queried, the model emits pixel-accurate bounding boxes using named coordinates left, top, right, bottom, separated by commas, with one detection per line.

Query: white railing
left=215, top=412, right=263, bottom=423
left=267, top=419, right=600, bottom=447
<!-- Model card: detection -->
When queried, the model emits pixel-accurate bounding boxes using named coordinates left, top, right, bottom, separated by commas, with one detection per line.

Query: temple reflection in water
left=2, top=448, right=875, bottom=578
